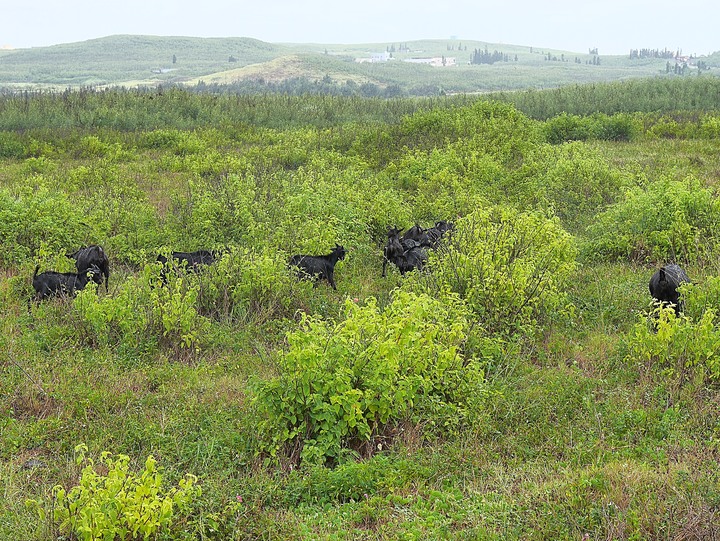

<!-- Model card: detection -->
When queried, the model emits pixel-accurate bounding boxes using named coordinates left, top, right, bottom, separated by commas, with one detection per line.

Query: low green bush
left=26, top=444, right=201, bottom=541
left=625, top=306, right=720, bottom=385
left=543, top=112, right=640, bottom=144
left=410, top=206, right=577, bottom=337
left=519, top=142, right=633, bottom=229
left=0, top=183, right=89, bottom=266
left=73, top=265, right=210, bottom=355
left=252, top=291, right=485, bottom=467
left=196, top=247, right=313, bottom=323
left=0, top=131, right=27, bottom=159
left=584, top=177, right=720, bottom=264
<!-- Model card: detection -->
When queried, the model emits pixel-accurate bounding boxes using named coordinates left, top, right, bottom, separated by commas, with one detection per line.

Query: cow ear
left=659, top=268, right=666, bottom=281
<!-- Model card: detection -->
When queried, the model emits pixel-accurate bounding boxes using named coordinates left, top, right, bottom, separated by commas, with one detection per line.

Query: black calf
left=289, top=245, right=347, bottom=290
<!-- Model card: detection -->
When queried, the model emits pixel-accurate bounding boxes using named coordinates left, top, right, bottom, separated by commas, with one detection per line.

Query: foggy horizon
left=2, top=0, right=718, bottom=57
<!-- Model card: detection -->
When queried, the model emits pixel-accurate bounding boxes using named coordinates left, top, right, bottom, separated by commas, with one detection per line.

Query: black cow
left=67, top=245, right=110, bottom=291
left=289, top=245, right=347, bottom=290
left=31, top=264, right=100, bottom=301
left=156, top=250, right=219, bottom=284
left=649, top=263, right=690, bottom=315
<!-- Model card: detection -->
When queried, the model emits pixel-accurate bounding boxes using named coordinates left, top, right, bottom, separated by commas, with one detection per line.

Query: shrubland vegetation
left=2, top=35, right=717, bottom=94
left=2, top=78, right=720, bottom=539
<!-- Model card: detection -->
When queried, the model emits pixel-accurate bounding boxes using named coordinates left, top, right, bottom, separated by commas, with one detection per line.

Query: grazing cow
left=156, top=250, right=219, bottom=284
left=649, top=263, right=690, bottom=315
left=67, top=245, right=110, bottom=291
left=31, top=264, right=101, bottom=301
left=289, top=245, right=347, bottom=290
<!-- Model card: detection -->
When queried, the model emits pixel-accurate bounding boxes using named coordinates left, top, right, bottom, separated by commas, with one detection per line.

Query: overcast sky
left=2, top=0, right=718, bottom=56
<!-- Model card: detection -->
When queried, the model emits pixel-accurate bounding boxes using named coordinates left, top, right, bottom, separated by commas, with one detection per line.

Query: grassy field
left=2, top=84, right=720, bottom=539
left=1, top=35, right=716, bottom=93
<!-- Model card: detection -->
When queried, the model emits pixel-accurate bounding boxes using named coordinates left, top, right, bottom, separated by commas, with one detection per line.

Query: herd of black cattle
left=29, top=219, right=691, bottom=318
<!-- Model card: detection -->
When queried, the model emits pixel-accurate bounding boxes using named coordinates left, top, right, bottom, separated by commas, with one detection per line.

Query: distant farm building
left=404, top=57, right=456, bottom=67
left=355, top=51, right=393, bottom=63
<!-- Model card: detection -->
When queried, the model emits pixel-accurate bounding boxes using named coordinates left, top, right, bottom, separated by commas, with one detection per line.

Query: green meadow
left=2, top=78, right=720, bottom=539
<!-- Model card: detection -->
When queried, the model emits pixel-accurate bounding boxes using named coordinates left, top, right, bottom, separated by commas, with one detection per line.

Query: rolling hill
left=0, top=35, right=717, bottom=94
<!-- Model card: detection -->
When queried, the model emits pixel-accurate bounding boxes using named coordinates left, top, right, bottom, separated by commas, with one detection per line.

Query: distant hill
left=0, top=35, right=717, bottom=94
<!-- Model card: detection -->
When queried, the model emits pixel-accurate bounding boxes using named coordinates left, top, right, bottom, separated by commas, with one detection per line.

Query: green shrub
left=196, top=247, right=313, bottom=323
left=26, top=444, right=200, bottom=541
left=409, top=206, right=577, bottom=337
left=253, top=291, right=484, bottom=467
left=73, top=265, right=210, bottom=355
left=584, top=177, right=720, bottom=264
left=625, top=306, right=720, bottom=385
left=0, top=183, right=89, bottom=265
left=699, top=115, right=720, bottom=139
left=0, top=131, right=27, bottom=159
left=399, top=100, right=542, bottom=165
left=388, top=146, right=496, bottom=222
left=544, top=112, right=641, bottom=144
left=643, top=114, right=707, bottom=139
left=520, top=142, right=633, bottom=229
left=682, top=275, right=720, bottom=321
left=138, top=129, right=207, bottom=155
left=543, top=113, right=594, bottom=144
left=185, top=170, right=257, bottom=247
left=593, top=113, right=641, bottom=141
left=74, top=278, right=152, bottom=352
left=76, top=135, right=126, bottom=160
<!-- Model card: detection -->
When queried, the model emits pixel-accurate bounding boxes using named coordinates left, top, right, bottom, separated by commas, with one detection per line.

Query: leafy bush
left=543, top=113, right=594, bottom=144
left=26, top=444, right=200, bottom=541
left=398, top=100, right=542, bottom=165
left=583, top=177, right=720, bottom=264
left=543, top=113, right=640, bottom=144
left=185, top=170, right=257, bottom=247
left=625, top=306, right=720, bottom=385
left=410, top=206, right=577, bottom=337
left=253, top=292, right=485, bottom=467
left=138, top=129, right=208, bottom=155
left=73, top=265, right=210, bottom=355
left=699, top=115, right=720, bottom=139
left=149, top=273, right=209, bottom=352
left=196, top=247, right=313, bottom=323
left=0, top=131, right=27, bottom=159
left=519, top=142, right=634, bottom=229
left=76, top=135, right=127, bottom=160
left=0, top=183, right=89, bottom=265
left=682, top=275, right=720, bottom=321
left=388, top=145, right=497, bottom=222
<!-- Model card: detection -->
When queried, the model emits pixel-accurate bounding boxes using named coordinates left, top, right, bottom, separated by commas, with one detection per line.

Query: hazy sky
left=3, top=0, right=718, bottom=56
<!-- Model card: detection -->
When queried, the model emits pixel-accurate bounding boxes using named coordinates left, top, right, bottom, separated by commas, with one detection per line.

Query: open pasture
left=2, top=83, right=720, bottom=539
